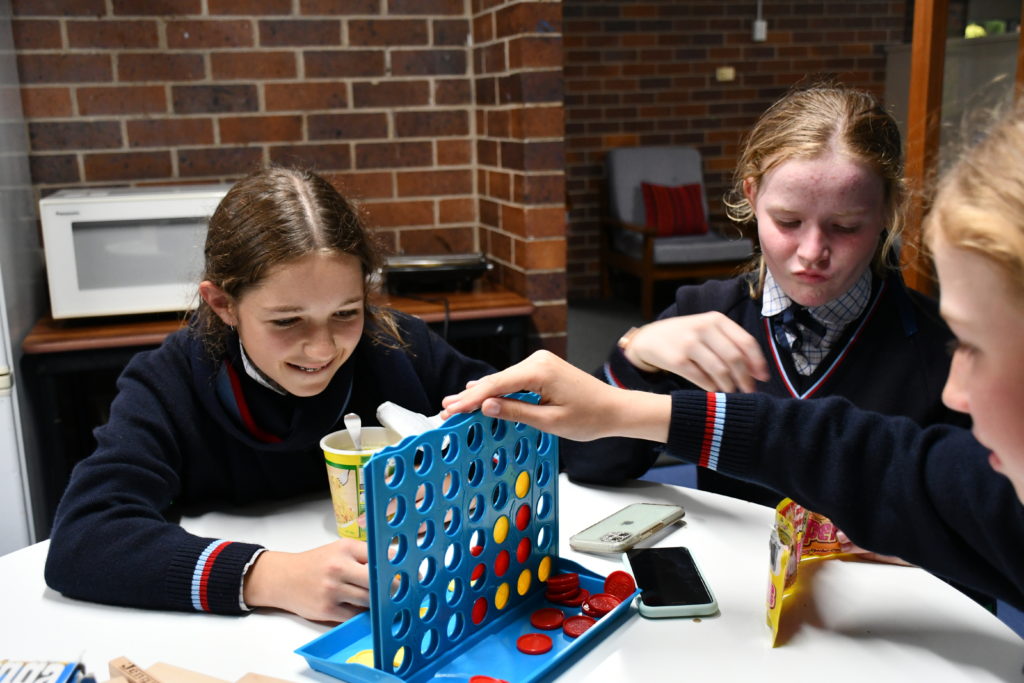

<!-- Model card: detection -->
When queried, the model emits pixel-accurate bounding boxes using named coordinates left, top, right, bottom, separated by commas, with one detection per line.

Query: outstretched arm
left=441, top=350, right=672, bottom=443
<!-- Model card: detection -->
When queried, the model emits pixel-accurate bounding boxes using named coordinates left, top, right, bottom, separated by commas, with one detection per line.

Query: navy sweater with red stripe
left=561, top=272, right=969, bottom=504
left=44, top=313, right=493, bottom=615
left=669, top=390, right=1024, bottom=610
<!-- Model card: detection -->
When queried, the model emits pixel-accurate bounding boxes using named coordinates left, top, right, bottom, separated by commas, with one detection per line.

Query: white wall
left=0, top=0, right=48, bottom=551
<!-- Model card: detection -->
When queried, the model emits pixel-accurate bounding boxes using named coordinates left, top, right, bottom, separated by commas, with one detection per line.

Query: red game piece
left=555, top=587, right=589, bottom=607
left=516, top=538, right=531, bottom=563
left=516, top=633, right=553, bottom=655
left=544, top=586, right=579, bottom=603
left=562, top=614, right=597, bottom=638
left=471, top=596, right=488, bottom=624
left=470, top=677, right=509, bottom=683
left=515, top=504, right=531, bottom=530
left=545, top=572, right=579, bottom=592
left=545, top=571, right=581, bottom=603
left=603, top=570, right=637, bottom=602
left=581, top=592, right=621, bottom=618
left=529, top=607, right=565, bottom=630
left=494, top=549, right=510, bottom=577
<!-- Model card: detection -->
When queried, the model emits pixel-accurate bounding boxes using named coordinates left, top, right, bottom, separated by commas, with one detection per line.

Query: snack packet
left=0, top=660, right=89, bottom=683
left=765, top=498, right=845, bottom=646
left=766, top=506, right=796, bottom=644
left=801, top=509, right=844, bottom=558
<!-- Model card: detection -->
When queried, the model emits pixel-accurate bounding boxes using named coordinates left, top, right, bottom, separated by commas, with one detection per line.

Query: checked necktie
left=772, top=304, right=826, bottom=354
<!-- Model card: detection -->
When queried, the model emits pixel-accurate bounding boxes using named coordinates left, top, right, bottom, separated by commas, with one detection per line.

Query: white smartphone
left=569, top=502, right=684, bottom=554
left=623, top=546, right=718, bottom=618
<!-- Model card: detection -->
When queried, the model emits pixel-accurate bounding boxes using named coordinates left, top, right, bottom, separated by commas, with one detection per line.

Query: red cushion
left=641, top=182, right=708, bottom=237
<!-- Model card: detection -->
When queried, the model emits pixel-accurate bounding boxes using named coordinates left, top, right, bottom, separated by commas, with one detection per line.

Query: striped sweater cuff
left=167, top=538, right=264, bottom=615
left=667, top=390, right=758, bottom=477
left=603, top=348, right=661, bottom=389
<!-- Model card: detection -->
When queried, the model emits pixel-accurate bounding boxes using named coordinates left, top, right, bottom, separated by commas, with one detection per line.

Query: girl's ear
left=199, top=281, right=237, bottom=326
left=742, top=177, right=757, bottom=205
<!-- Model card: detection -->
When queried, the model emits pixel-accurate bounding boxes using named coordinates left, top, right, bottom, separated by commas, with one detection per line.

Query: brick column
left=472, top=0, right=567, bottom=356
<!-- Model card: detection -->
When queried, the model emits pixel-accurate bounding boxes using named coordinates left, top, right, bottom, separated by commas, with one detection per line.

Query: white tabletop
left=1, top=475, right=1021, bottom=682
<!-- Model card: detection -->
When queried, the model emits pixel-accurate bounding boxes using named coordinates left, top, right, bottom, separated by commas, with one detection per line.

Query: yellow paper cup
left=321, top=426, right=400, bottom=540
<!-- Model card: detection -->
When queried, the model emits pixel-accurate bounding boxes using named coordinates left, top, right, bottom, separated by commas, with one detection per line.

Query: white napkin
left=376, top=401, right=444, bottom=440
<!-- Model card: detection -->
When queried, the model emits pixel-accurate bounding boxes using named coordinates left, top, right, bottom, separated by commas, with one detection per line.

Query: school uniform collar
left=761, top=268, right=872, bottom=333
left=239, top=338, right=287, bottom=395
left=215, top=335, right=354, bottom=445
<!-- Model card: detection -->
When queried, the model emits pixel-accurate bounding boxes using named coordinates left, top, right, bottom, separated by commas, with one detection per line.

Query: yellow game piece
left=517, top=568, right=532, bottom=596
left=537, top=555, right=552, bottom=582
left=493, top=515, right=509, bottom=544
left=346, top=649, right=375, bottom=666
left=515, top=470, right=530, bottom=498
left=494, top=581, right=510, bottom=609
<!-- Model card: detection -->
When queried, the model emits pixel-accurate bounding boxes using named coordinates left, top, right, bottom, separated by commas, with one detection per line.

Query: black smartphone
left=623, top=546, right=718, bottom=618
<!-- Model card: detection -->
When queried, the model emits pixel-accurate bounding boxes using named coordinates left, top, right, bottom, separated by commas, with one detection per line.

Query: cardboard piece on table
left=104, top=659, right=290, bottom=683
left=108, top=657, right=165, bottom=683
left=147, top=663, right=226, bottom=683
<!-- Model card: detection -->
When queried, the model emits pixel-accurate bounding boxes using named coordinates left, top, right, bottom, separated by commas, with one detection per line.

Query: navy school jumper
left=44, top=313, right=493, bottom=615
left=667, top=390, right=1024, bottom=610
left=560, top=271, right=970, bottom=504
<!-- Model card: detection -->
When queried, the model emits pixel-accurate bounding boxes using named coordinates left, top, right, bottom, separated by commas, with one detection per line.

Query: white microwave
left=39, top=183, right=231, bottom=319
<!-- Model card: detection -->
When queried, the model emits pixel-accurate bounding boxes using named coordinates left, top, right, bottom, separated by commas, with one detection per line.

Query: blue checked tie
left=773, top=304, right=826, bottom=354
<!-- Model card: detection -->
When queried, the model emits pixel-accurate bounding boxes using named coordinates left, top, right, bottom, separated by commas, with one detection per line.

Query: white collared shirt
left=761, top=269, right=872, bottom=375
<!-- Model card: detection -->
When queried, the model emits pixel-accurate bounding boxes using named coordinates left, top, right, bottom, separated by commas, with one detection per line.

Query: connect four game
left=296, top=396, right=637, bottom=683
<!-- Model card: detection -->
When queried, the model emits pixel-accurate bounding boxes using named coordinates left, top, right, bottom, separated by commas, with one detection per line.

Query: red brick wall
left=564, top=0, right=909, bottom=300
left=472, top=0, right=567, bottom=355
left=12, top=0, right=567, bottom=352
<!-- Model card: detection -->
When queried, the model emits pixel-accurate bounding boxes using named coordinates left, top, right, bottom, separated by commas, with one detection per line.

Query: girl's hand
left=441, top=350, right=671, bottom=443
left=243, top=538, right=370, bottom=623
left=624, top=313, right=769, bottom=393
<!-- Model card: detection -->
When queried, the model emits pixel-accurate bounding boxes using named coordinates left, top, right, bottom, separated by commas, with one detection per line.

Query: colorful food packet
left=766, top=498, right=846, bottom=646
left=766, top=507, right=796, bottom=645
left=800, top=509, right=844, bottom=558
left=0, top=660, right=89, bottom=683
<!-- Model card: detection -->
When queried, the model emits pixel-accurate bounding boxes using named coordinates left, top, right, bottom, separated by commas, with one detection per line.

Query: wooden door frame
left=901, top=0, right=1024, bottom=295
left=901, top=0, right=948, bottom=296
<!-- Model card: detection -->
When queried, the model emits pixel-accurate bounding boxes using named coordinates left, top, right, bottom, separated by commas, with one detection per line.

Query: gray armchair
left=601, top=146, right=754, bottom=318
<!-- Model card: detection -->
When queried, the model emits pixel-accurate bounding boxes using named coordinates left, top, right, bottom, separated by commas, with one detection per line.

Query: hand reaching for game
left=622, top=313, right=770, bottom=393
left=441, top=350, right=672, bottom=444
left=243, top=537, right=370, bottom=623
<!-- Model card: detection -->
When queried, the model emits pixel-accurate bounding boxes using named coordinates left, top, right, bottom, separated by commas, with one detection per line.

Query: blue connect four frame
left=296, top=395, right=637, bottom=683
left=364, top=394, right=559, bottom=678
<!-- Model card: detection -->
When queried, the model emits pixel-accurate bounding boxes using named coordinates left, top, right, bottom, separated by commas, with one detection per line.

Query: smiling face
left=200, top=251, right=365, bottom=397
left=747, top=150, right=887, bottom=307
left=932, top=231, right=1024, bottom=504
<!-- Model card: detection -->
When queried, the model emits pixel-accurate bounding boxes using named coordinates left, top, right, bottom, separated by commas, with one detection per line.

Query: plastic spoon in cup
left=344, top=412, right=362, bottom=450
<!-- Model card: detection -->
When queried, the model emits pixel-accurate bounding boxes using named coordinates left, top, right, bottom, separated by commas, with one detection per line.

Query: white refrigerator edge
left=0, top=0, right=46, bottom=555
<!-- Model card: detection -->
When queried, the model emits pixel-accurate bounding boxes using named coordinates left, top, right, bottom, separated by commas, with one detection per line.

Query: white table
left=1, top=476, right=1021, bottom=681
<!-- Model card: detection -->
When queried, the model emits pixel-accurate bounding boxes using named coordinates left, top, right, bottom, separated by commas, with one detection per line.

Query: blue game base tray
left=296, top=557, right=637, bottom=683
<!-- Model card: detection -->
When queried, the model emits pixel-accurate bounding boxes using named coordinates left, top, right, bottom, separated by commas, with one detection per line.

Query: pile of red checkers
left=516, top=570, right=638, bottom=656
